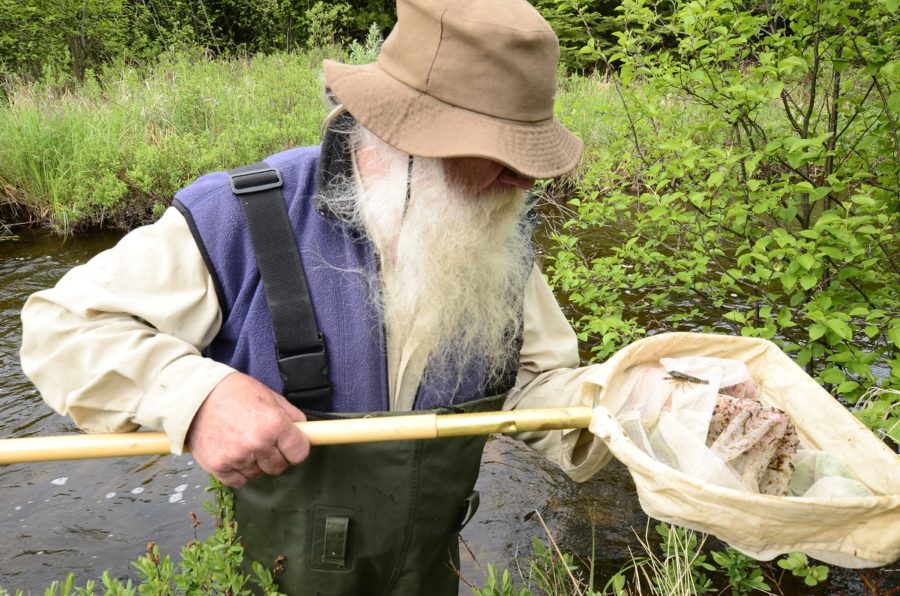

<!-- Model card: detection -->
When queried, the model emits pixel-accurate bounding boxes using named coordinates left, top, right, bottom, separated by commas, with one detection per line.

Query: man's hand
left=186, top=372, right=310, bottom=487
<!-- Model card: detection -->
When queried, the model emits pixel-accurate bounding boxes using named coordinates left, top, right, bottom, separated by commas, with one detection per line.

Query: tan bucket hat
left=322, top=0, right=583, bottom=179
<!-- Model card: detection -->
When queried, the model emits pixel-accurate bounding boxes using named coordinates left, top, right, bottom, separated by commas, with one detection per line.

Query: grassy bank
left=0, top=51, right=330, bottom=234
left=0, top=49, right=627, bottom=234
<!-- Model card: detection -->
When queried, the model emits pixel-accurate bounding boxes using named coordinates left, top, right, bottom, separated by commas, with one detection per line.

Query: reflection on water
left=0, top=231, right=214, bottom=590
left=0, top=230, right=894, bottom=594
left=461, top=436, right=647, bottom=588
left=1, top=455, right=212, bottom=588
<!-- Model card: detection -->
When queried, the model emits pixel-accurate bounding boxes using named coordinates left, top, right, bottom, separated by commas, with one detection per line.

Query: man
left=20, top=0, right=604, bottom=593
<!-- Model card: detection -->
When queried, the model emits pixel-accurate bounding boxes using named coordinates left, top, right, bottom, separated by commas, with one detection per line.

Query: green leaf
left=707, top=171, right=724, bottom=188
left=826, top=319, right=853, bottom=340
left=769, top=80, right=785, bottom=98
left=809, top=324, right=827, bottom=340
left=778, top=56, right=808, bottom=74
left=777, top=307, right=794, bottom=327
left=821, top=246, right=846, bottom=260
left=800, top=275, right=818, bottom=290
left=889, top=91, right=900, bottom=112
left=837, top=380, right=860, bottom=393
left=888, top=325, right=900, bottom=349
left=822, top=368, right=847, bottom=384
left=796, top=254, right=815, bottom=270
left=725, top=310, right=747, bottom=323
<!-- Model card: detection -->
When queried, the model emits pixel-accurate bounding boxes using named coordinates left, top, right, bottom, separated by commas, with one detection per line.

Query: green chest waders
left=233, top=394, right=503, bottom=596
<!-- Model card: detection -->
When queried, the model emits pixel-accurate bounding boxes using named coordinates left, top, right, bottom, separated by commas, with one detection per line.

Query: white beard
left=320, top=125, right=533, bottom=400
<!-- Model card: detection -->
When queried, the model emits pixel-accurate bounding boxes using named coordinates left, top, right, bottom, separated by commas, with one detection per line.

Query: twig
left=850, top=38, right=900, bottom=193
left=459, top=536, right=485, bottom=575
left=453, top=536, right=480, bottom=590
left=761, top=566, right=787, bottom=596
left=533, top=509, right=584, bottom=596
left=878, top=241, right=900, bottom=277
left=802, top=4, right=822, bottom=139
left=833, top=80, right=875, bottom=143
left=781, top=89, right=802, bottom=132
left=834, top=104, right=885, bottom=174
left=822, top=66, right=841, bottom=198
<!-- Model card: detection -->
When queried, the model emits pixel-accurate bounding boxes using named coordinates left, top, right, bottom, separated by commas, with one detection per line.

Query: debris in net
left=707, top=387, right=799, bottom=495
left=720, top=379, right=759, bottom=401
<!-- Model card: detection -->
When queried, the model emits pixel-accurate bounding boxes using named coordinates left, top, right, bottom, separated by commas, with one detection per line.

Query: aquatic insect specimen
left=664, top=370, right=709, bottom=384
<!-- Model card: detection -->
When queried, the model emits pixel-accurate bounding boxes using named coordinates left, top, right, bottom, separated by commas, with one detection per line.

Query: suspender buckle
left=230, top=167, right=283, bottom=195
left=279, top=344, right=332, bottom=410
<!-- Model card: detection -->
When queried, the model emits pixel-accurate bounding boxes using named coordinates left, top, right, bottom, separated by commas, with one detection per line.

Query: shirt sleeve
left=19, top=207, right=235, bottom=453
left=503, top=263, right=612, bottom=482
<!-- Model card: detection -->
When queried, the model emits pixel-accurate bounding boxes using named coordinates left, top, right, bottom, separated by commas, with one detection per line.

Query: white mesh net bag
left=563, top=332, right=900, bottom=568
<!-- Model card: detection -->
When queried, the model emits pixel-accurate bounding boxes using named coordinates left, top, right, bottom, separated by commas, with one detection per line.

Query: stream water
left=0, top=228, right=895, bottom=594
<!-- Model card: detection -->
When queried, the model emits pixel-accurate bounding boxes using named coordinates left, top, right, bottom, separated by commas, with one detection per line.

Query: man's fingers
left=272, top=394, right=312, bottom=464
left=276, top=426, right=311, bottom=465
left=255, top=448, right=291, bottom=476
left=216, top=468, right=251, bottom=488
left=275, top=394, right=308, bottom=422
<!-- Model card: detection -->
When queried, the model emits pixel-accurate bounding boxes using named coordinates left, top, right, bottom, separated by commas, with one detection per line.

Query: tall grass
left=0, top=51, right=687, bottom=235
left=0, top=51, right=330, bottom=234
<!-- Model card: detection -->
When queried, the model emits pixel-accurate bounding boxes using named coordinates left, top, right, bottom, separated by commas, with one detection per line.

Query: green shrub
left=531, top=0, right=621, bottom=73
left=472, top=520, right=788, bottom=596
left=347, top=23, right=384, bottom=65
left=0, top=0, right=397, bottom=83
left=548, top=0, right=900, bottom=441
left=711, top=548, right=771, bottom=595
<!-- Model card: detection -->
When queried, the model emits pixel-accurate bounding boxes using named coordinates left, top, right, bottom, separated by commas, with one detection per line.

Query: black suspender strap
left=229, top=161, right=332, bottom=411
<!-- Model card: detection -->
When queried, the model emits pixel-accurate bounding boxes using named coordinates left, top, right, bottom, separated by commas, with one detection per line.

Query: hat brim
left=323, top=60, right=583, bottom=179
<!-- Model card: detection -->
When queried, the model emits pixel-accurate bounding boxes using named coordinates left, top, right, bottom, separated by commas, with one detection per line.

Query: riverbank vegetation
left=6, top=488, right=892, bottom=596
left=545, top=0, right=899, bottom=446
left=0, top=50, right=329, bottom=233
left=1, top=0, right=898, bottom=593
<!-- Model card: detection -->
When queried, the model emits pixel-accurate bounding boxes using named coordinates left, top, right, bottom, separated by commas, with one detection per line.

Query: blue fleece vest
left=173, top=146, right=512, bottom=412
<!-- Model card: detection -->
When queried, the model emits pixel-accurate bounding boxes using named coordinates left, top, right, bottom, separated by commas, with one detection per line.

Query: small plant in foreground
left=712, top=547, right=771, bottom=595
left=777, top=552, right=830, bottom=587
left=471, top=510, right=599, bottom=596
left=475, top=564, right=530, bottom=596
left=629, top=522, right=716, bottom=595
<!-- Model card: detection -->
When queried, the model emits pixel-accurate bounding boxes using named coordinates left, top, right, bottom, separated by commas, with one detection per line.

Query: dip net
left=565, top=333, right=900, bottom=568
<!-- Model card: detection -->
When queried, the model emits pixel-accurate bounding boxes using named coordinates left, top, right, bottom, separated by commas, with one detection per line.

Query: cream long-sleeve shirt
left=20, top=207, right=608, bottom=480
